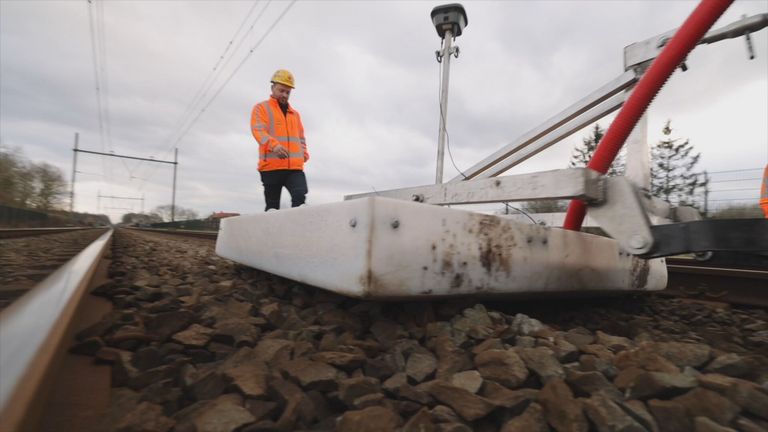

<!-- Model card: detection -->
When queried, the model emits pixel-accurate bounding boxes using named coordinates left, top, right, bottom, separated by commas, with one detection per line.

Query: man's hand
left=272, top=145, right=289, bottom=159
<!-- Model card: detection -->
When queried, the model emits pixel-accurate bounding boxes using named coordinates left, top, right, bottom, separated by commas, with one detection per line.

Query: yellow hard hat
left=271, top=69, right=295, bottom=89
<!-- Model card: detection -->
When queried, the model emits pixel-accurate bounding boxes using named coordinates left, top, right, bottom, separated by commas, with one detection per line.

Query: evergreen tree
left=569, top=123, right=625, bottom=176
left=650, top=120, right=708, bottom=208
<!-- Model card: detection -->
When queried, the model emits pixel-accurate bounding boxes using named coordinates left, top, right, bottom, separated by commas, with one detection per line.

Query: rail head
left=127, top=226, right=218, bottom=239
left=0, top=227, right=106, bottom=240
left=0, top=229, right=114, bottom=431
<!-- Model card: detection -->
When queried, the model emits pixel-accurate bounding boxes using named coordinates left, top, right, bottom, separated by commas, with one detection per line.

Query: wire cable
left=170, top=0, right=296, bottom=149
left=139, top=0, right=297, bottom=190
left=135, top=1, right=264, bottom=179
left=503, top=202, right=538, bottom=225
left=437, top=38, right=466, bottom=179
left=167, top=1, right=264, bottom=148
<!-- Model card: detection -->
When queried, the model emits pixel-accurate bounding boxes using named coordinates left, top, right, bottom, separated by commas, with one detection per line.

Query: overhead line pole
left=69, top=133, right=79, bottom=220
left=72, top=147, right=178, bottom=221
left=172, top=148, right=178, bottom=223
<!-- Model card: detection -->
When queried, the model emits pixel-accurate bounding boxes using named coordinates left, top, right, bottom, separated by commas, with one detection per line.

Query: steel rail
left=128, top=227, right=218, bottom=240
left=0, top=227, right=103, bottom=240
left=664, top=260, right=768, bottom=307
left=0, top=229, right=114, bottom=431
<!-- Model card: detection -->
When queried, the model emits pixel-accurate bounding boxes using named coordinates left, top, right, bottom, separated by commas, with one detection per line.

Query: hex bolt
left=349, top=218, right=357, bottom=228
left=391, top=219, right=400, bottom=229
left=629, top=234, right=647, bottom=250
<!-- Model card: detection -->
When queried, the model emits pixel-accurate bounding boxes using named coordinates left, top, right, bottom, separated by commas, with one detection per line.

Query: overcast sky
left=1, top=0, right=766, bottom=222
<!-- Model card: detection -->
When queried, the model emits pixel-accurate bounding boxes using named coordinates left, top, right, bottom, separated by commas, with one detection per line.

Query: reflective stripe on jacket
left=251, top=97, right=308, bottom=172
left=761, top=165, right=768, bottom=218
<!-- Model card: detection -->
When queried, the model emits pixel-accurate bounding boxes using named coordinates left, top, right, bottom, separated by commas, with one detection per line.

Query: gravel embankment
left=0, top=229, right=106, bottom=310
left=74, top=229, right=768, bottom=432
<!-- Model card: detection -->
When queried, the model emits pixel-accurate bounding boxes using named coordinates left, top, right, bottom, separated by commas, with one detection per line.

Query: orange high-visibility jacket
left=761, top=165, right=768, bottom=218
left=250, top=97, right=308, bottom=172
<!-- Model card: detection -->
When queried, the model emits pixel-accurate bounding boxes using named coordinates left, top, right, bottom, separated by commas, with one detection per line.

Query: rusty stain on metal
left=630, top=257, right=651, bottom=289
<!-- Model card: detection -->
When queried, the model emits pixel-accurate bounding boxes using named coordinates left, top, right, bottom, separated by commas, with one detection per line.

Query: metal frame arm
left=346, top=168, right=604, bottom=205
left=450, top=70, right=637, bottom=182
left=624, top=13, right=768, bottom=69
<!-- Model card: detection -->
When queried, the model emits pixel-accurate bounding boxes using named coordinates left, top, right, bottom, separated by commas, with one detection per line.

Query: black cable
left=504, top=202, right=538, bottom=225
left=437, top=39, right=467, bottom=180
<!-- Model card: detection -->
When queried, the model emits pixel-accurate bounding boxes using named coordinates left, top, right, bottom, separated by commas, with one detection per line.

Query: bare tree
left=151, top=204, right=199, bottom=222
left=0, top=146, right=34, bottom=206
left=29, top=162, right=67, bottom=210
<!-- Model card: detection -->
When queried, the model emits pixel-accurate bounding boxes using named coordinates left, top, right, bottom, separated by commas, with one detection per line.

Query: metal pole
left=171, top=148, right=178, bottom=222
left=703, top=171, right=709, bottom=217
left=436, top=30, right=454, bottom=184
left=141, top=194, right=145, bottom=214
left=69, top=133, right=79, bottom=217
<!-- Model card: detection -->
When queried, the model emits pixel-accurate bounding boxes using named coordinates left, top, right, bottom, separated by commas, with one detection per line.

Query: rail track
left=1, top=228, right=767, bottom=431
left=0, top=228, right=109, bottom=310
left=664, top=256, right=768, bottom=307
left=0, top=227, right=101, bottom=239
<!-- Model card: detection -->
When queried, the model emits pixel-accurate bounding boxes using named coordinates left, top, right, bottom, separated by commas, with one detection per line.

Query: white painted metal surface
left=0, top=229, right=113, bottom=431
left=216, top=198, right=666, bottom=299
left=346, top=168, right=603, bottom=205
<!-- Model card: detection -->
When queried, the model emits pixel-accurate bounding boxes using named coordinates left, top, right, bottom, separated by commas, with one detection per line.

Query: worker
left=250, top=69, right=309, bottom=211
left=761, top=164, right=768, bottom=218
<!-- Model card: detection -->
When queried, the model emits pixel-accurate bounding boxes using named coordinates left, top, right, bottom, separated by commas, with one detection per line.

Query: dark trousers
left=260, top=170, right=308, bottom=211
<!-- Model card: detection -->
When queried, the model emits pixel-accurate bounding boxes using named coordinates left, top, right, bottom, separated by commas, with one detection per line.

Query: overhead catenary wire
left=162, top=1, right=265, bottom=154
left=170, top=0, right=297, bottom=150
left=95, top=0, right=131, bottom=179
left=139, top=0, right=296, bottom=191
left=134, top=0, right=265, bottom=181
left=86, top=1, right=105, bottom=159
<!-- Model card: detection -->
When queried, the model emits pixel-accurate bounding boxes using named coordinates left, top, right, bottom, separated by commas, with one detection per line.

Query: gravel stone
left=406, top=350, right=438, bottom=383
left=474, top=349, right=528, bottom=389
left=626, top=371, right=698, bottom=400
left=538, top=378, right=589, bottom=432
left=693, top=416, right=738, bottom=432
left=449, top=370, right=483, bottom=394
left=647, top=399, right=692, bottom=432
left=171, top=324, right=214, bottom=347
left=185, top=394, right=254, bottom=432
left=428, top=381, right=496, bottom=421
left=113, top=401, right=175, bottom=432
left=583, top=394, right=647, bottom=432
left=281, top=358, right=339, bottom=391
left=672, top=387, right=740, bottom=426
left=500, top=402, right=548, bottom=432
left=337, top=406, right=402, bottom=432
left=517, top=346, right=565, bottom=383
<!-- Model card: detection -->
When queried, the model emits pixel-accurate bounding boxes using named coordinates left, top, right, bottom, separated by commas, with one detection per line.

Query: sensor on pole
left=431, top=3, right=467, bottom=184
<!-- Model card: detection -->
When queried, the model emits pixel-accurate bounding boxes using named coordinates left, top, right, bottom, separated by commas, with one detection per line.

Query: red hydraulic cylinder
left=564, top=0, right=734, bottom=231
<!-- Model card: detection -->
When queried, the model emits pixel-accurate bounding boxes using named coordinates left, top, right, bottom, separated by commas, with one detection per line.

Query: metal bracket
left=641, top=219, right=768, bottom=258
left=624, top=13, right=768, bottom=70
left=587, top=176, right=654, bottom=255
